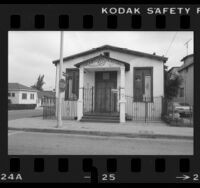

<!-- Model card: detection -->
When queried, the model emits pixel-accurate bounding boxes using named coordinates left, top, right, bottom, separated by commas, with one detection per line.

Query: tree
left=32, top=74, right=45, bottom=91
left=164, top=66, right=182, bottom=100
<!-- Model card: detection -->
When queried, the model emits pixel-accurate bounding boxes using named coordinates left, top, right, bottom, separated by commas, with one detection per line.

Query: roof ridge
left=52, top=44, right=168, bottom=65
left=8, top=82, right=37, bottom=91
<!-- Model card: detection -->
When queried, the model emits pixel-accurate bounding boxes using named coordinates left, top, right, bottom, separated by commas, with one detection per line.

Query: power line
left=165, top=32, right=178, bottom=56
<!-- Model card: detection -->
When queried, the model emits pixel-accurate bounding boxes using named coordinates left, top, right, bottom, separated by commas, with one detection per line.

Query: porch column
left=77, top=66, right=84, bottom=120
left=119, top=66, right=126, bottom=123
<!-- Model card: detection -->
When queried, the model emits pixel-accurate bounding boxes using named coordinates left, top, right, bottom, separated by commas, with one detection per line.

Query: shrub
left=8, top=104, right=36, bottom=110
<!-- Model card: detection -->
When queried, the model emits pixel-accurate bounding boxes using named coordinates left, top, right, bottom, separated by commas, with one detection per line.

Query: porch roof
left=74, top=54, right=130, bottom=71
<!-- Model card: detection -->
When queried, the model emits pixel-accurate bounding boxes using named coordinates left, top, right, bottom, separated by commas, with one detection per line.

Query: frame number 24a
left=1, top=173, right=23, bottom=181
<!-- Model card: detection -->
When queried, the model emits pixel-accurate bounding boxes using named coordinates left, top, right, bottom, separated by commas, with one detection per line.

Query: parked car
left=173, top=102, right=193, bottom=117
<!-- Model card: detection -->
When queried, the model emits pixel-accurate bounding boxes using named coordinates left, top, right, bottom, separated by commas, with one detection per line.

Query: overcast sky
left=8, top=31, right=193, bottom=90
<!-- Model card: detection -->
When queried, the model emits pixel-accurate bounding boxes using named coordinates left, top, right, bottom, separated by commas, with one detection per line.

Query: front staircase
left=80, top=113, right=120, bottom=123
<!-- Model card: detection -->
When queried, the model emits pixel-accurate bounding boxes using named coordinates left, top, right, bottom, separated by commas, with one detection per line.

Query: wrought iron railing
left=83, top=87, right=120, bottom=114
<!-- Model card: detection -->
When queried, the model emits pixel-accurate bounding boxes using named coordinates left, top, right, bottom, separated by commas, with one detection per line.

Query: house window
left=179, top=88, right=184, bottom=97
left=12, top=93, right=15, bottom=97
left=104, top=52, right=110, bottom=57
left=30, top=93, right=34, bottom=99
left=22, top=93, right=27, bottom=99
left=65, top=69, right=79, bottom=100
left=134, top=67, right=153, bottom=102
left=8, top=93, right=11, bottom=97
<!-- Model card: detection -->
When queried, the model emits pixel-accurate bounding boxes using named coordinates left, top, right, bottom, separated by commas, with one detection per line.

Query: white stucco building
left=8, top=83, right=37, bottom=105
left=53, top=45, right=168, bottom=123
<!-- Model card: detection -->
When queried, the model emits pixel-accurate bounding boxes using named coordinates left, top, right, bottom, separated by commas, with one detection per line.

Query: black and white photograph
left=8, top=31, right=194, bottom=155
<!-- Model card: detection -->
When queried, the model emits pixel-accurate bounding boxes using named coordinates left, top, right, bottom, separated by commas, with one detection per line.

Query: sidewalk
left=8, top=117, right=193, bottom=140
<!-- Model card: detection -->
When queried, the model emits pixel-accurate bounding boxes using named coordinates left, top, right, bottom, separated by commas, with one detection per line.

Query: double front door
left=95, top=71, right=117, bottom=113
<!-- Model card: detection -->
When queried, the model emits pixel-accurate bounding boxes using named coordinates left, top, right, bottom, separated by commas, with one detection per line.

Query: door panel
left=95, top=71, right=117, bottom=113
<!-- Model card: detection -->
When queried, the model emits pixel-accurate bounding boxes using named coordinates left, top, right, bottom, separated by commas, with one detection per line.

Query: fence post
left=190, top=105, right=192, bottom=126
left=83, top=87, right=85, bottom=114
left=145, top=97, right=147, bottom=123
left=110, top=87, right=112, bottom=112
left=91, top=87, right=93, bottom=113
left=118, top=87, right=121, bottom=113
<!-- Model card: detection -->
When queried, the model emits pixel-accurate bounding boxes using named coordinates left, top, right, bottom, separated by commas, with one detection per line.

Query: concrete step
left=80, top=118, right=120, bottom=123
left=83, top=113, right=119, bottom=117
left=82, top=115, right=120, bottom=120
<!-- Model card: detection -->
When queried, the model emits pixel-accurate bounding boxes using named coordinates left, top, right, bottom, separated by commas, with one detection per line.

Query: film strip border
left=0, top=4, right=200, bottom=183
left=9, top=14, right=191, bottom=30
left=0, top=157, right=198, bottom=183
left=0, top=5, right=199, bottom=30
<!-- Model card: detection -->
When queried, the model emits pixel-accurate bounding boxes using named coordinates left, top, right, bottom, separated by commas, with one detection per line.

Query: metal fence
left=125, top=96, right=163, bottom=122
left=42, top=97, right=56, bottom=119
left=43, top=97, right=77, bottom=120
left=42, top=94, right=193, bottom=125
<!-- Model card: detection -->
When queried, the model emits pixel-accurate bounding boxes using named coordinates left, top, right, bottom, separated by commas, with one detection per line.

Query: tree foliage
left=31, top=74, right=45, bottom=91
left=164, top=66, right=182, bottom=100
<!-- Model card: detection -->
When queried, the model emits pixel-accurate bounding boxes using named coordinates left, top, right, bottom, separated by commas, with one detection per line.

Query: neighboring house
left=53, top=45, right=168, bottom=123
left=37, top=90, right=56, bottom=107
left=168, top=66, right=180, bottom=80
left=8, top=83, right=37, bottom=104
left=174, top=54, right=194, bottom=106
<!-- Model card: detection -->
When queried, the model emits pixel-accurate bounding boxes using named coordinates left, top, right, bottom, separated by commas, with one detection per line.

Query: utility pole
left=184, top=39, right=192, bottom=56
left=57, top=31, right=64, bottom=128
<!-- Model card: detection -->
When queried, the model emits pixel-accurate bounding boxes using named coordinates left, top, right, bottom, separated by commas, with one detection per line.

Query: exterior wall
left=8, top=91, right=20, bottom=104
left=36, top=98, right=42, bottom=107
left=18, top=91, right=37, bottom=104
left=56, top=49, right=164, bottom=98
left=175, top=65, right=194, bottom=106
left=183, top=56, right=193, bottom=67
left=55, top=49, right=164, bottom=120
left=84, top=70, right=95, bottom=88
left=9, top=90, right=37, bottom=104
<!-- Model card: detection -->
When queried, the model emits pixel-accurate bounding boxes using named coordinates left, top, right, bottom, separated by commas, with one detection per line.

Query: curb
left=8, top=127, right=193, bottom=140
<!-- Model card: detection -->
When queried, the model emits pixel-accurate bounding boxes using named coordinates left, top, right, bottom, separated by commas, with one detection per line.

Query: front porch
left=75, top=55, right=128, bottom=123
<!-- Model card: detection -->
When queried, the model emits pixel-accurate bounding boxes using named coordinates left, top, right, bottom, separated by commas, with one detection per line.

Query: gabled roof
left=53, top=45, right=168, bottom=65
left=8, top=83, right=37, bottom=92
left=167, top=66, right=180, bottom=73
left=74, top=54, right=130, bottom=71
left=181, top=54, right=193, bottom=62
left=37, top=90, right=55, bottom=99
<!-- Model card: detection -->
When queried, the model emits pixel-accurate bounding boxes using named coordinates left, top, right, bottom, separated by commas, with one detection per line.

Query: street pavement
left=8, top=109, right=43, bottom=120
left=8, top=130, right=193, bottom=155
